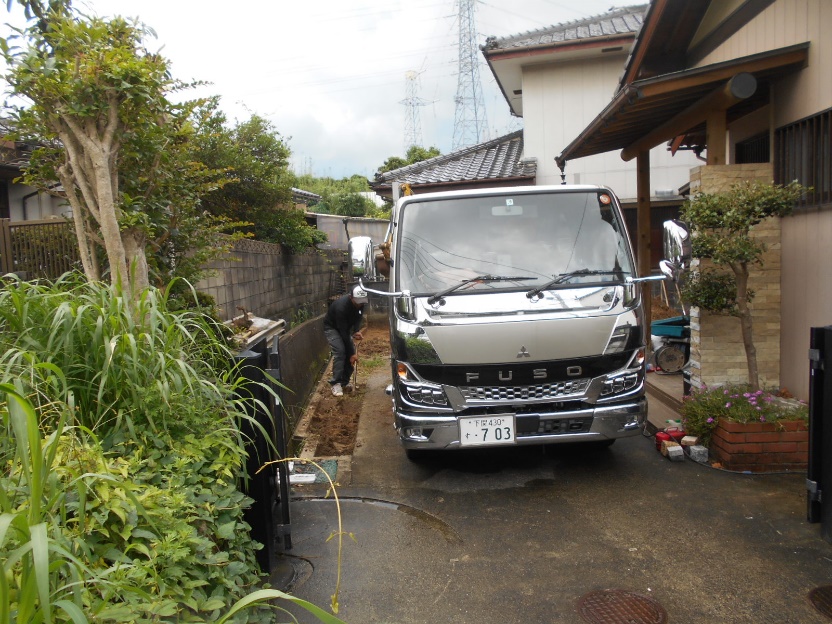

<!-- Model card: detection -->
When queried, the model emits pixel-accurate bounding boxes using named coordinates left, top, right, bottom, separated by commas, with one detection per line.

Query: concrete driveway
left=274, top=366, right=832, bottom=624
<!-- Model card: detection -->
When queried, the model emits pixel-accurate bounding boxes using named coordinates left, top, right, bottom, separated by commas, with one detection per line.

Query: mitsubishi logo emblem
left=517, top=346, right=531, bottom=358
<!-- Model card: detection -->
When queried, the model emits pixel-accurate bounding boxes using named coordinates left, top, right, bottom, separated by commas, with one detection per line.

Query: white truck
left=362, top=185, right=664, bottom=459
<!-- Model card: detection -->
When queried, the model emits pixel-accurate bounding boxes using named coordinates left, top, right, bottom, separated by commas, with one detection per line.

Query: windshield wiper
left=526, top=269, right=621, bottom=299
left=427, top=275, right=536, bottom=305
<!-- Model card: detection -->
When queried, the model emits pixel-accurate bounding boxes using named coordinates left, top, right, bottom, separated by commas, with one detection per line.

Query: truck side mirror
left=348, top=236, right=376, bottom=280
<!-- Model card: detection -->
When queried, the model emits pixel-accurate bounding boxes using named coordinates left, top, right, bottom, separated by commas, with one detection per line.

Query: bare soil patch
left=303, top=322, right=390, bottom=457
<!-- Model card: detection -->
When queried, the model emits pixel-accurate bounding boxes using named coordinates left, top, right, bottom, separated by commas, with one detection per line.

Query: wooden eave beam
left=634, top=46, right=807, bottom=98
left=620, top=72, right=757, bottom=162
left=621, top=0, right=668, bottom=86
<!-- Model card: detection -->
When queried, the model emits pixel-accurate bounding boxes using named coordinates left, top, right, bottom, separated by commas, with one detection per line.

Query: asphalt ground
left=273, top=366, right=832, bottom=624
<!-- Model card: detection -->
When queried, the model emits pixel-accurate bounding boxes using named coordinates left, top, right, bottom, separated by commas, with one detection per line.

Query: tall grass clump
left=0, top=274, right=246, bottom=442
left=0, top=276, right=346, bottom=622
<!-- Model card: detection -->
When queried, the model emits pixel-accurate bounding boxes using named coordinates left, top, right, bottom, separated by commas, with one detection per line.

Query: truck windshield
left=396, top=190, right=635, bottom=295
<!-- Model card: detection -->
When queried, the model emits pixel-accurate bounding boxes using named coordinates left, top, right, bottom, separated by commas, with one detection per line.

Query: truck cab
left=363, top=185, right=662, bottom=459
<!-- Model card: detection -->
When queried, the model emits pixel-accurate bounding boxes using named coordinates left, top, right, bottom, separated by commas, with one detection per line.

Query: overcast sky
left=4, top=0, right=620, bottom=180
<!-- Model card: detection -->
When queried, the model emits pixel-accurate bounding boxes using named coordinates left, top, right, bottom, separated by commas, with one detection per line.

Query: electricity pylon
left=400, top=70, right=430, bottom=152
left=452, top=0, right=488, bottom=150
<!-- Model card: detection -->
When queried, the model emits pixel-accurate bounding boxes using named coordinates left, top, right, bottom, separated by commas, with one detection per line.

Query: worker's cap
left=352, top=286, right=369, bottom=304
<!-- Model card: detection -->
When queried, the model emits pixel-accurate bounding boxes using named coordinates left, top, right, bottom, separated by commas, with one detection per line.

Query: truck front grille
left=460, top=379, right=589, bottom=403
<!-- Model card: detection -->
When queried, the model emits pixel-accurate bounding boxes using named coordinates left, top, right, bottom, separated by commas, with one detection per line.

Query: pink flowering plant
left=680, top=384, right=808, bottom=447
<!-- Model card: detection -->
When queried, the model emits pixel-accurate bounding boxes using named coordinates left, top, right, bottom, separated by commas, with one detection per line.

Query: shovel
left=352, top=340, right=360, bottom=390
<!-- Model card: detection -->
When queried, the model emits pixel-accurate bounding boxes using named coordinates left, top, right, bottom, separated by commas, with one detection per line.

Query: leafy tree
left=680, top=180, right=806, bottom=390
left=3, top=6, right=237, bottom=300
left=315, top=192, right=377, bottom=217
left=405, top=144, right=441, bottom=163
left=293, top=172, right=388, bottom=219
left=192, top=102, right=324, bottom=252
left=376, top=144, right=440, bottom=174
left=377, top=155, right=408, bottom=173
left=294, top=172, right=371, bottom=197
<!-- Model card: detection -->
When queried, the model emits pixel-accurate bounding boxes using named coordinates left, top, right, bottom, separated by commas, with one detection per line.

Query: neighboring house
left=371, top=130, right=536, bottom=200
left=553, top=0, right=830, bottom=401
left=306, top=212, right=389, bottom=251
left=0, top=138, right=68, bottom=221
left=481, top=5, right=701, bottom=200
left=291, top=187, right=321, bottom=209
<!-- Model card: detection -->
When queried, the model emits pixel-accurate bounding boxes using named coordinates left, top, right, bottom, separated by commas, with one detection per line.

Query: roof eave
left=557, top=43, right=810, bottom=166
left=483, top=33, right=637, bottom=62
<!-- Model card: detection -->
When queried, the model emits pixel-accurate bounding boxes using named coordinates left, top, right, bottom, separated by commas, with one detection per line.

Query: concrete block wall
left=687, top=164, right=782, bottom=390
left=196, top=239, right=347, bottom=323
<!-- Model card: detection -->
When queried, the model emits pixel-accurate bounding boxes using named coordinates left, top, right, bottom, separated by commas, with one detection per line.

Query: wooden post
left=0, top=219, right=12, bottom=274
left=706, top=110, right=728, bottom=165
left=637, top=151, right=652, bottom=333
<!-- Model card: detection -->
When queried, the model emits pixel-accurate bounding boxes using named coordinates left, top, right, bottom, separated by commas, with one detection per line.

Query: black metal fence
left=808, top=325, right=832, bottom=542
left=0, top=218, right=79, bottom=279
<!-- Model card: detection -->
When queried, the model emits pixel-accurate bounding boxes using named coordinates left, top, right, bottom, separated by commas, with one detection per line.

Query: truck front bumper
left=395, top=398, right=647, bottom=451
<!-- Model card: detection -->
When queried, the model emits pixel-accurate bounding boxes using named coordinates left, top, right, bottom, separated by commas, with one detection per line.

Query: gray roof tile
left=483, top=5, right=648, bottom=52
left=373, top=131, right=535, bottom=187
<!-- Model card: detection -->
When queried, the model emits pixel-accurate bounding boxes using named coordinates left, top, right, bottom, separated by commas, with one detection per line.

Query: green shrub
left=0, top=279, right=271, bottom=621
left=680, top=384, right=808, bottom=446
left=1, top=388, right=347, bottom=623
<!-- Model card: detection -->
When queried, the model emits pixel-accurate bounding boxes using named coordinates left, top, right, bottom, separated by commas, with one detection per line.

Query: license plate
left=459, top=415, right=516, bottom=447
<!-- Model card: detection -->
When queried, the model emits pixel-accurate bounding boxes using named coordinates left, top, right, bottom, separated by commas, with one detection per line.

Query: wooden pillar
left=706, top=110, right=727, bottom=165
left=637, top=150, right=652, bottom=332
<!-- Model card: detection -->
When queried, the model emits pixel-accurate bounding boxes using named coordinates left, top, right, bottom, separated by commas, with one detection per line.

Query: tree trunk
left=56, top=113, right=138, bottom=299
left=57, top=166, right=100, bottom=281
left=91, top=156, right=131, bottom=294
left=734, top=263, right=759, bottom=390
left=121, top=228, right=149, bottom=296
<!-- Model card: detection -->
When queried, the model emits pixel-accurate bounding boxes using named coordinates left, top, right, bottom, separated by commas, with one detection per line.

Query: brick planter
left=710, top=418, right=808, bottom=473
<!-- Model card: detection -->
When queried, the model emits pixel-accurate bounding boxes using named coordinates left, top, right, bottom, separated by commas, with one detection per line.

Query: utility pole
left=452, top=0, right=487, bottom=151
left=400, top=70, right=430, bottom=153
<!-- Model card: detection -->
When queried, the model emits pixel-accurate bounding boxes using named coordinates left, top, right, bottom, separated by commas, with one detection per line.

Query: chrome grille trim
left=459, top=379, right=590, bottom=403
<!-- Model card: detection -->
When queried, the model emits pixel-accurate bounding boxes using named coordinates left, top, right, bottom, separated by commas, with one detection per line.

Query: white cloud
left=4, top=0, right=620, bottom=179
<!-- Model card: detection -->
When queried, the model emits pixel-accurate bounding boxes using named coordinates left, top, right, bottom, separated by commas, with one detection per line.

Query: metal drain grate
left=577, top=589, right=668, bottom=624
left=809, top=586, right=832, bottom=619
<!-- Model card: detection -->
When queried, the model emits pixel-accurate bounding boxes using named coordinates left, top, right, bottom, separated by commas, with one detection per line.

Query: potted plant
left=681, top=384, right=809, bottom=472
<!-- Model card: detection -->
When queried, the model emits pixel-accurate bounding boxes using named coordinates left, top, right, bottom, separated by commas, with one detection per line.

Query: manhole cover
left=809, top=585, right=832, bottom=619
left=577, top=589, right=668, bottom=624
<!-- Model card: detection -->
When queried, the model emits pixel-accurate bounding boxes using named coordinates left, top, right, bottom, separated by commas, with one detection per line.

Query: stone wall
left=196, top=239, right=347, bottom=323
left=687, top=164, right=781, bottom=390
left=196, top=240, right=391, bottom=434
left=275, top=316, right=331, bottom=433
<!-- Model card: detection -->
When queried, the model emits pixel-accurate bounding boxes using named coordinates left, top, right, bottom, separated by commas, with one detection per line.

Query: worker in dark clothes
left=323, top=285, right=368, bottom=397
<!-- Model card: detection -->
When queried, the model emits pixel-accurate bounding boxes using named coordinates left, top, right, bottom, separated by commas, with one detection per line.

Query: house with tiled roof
left=481, top=4, right=700, bottom=204
left=371, top=130, right=536, bottom=200
left=377, top=6, right=701, bottom=269
left=555, top=0, right=831, bottom=403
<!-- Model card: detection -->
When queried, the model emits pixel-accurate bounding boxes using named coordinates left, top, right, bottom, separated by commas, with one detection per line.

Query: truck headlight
left=604, top=324, right=642, bottom=355
left=395, top=361, right=449, bottom=407
left=600, top=372, right=641, bottom=396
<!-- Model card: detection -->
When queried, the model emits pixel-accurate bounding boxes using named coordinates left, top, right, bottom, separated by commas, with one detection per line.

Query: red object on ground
left=655, top=427, right=686, bottom=451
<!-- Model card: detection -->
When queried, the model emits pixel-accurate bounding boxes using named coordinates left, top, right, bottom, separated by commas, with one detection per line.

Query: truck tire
left=405, top=448, right=432, bottom=461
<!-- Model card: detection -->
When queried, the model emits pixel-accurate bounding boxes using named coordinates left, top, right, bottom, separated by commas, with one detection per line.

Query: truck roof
left=396, top=184, right=613, bottom=206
